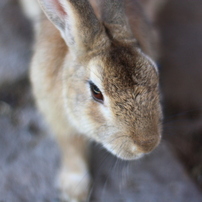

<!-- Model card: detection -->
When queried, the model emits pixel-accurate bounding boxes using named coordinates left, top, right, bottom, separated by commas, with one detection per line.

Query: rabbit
left=24, top=0, right=163, bottom=201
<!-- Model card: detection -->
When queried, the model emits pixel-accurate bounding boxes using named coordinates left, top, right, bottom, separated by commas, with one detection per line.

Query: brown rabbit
left=21, top=0, right=163, bottom=201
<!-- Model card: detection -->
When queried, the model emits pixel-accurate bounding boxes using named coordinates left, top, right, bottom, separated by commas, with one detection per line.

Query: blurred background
left=0, top=0, right=201, bottom=201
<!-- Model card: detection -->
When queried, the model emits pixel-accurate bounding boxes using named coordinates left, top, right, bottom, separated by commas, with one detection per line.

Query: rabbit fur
left=21, top=0, right=163, bottom=201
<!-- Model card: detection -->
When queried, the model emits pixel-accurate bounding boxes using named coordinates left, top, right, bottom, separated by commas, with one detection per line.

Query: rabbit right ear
left=102, top=0, right=135, bottom=43
left=38, top=0, right=106, bottom=55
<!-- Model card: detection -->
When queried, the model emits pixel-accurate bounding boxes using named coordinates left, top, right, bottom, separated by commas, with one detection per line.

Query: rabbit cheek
left=86, top=103, right=106, bottom=137
left=62, top=82, right=89, bottom=128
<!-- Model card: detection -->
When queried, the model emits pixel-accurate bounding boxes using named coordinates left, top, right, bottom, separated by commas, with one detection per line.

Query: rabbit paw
left=57, top=167, right=91, bottom=202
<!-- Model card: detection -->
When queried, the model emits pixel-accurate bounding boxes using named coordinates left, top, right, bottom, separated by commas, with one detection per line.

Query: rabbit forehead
left=101, top=45, right=159, bottom=92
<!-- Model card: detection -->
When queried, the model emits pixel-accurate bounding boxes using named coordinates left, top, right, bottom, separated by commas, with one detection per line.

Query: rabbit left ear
left=38, top=0, right=106, bottom=55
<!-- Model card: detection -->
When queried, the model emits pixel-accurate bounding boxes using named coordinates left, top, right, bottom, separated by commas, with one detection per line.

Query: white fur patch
left=104, top=142, right=144, bottom=160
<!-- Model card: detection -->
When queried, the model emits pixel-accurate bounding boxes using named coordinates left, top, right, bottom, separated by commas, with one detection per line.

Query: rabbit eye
left=89, top=82, right=104, bottom=103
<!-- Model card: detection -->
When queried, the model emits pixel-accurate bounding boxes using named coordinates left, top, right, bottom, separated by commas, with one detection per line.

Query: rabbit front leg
left=56, top=134, right=91, bottom=202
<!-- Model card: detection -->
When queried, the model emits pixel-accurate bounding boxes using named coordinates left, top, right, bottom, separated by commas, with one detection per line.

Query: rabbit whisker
left=108, top=135, right=131, bottom=144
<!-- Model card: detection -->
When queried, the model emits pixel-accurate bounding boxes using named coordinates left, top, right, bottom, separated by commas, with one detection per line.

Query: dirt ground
left=0, top=0, right=202, bottom=202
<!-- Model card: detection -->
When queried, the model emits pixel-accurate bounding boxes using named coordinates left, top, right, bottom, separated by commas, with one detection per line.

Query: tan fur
left=26, top=0, right=163, bottom=201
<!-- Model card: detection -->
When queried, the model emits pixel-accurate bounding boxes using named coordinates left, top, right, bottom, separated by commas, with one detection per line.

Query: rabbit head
left=38, top=0, right=162, bottom=160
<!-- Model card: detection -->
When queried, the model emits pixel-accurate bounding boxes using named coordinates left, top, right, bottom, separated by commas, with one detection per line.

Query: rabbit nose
left=135, top=136, right=160, bottom=153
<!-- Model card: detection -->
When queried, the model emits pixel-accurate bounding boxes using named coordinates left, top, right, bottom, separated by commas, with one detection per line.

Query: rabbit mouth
left=102, top=132, right=161, bottom=160
left=103, top=139, right=146, bottom=160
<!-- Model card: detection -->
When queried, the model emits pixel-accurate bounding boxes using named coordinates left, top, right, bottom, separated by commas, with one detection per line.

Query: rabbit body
left=28, top=0, right=163, bottom=201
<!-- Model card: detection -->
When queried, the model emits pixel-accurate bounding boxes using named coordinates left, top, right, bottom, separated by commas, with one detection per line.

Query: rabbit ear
left=38, top=0, right=105, bottom=55
left=102, top=0, right=135, bottom=43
